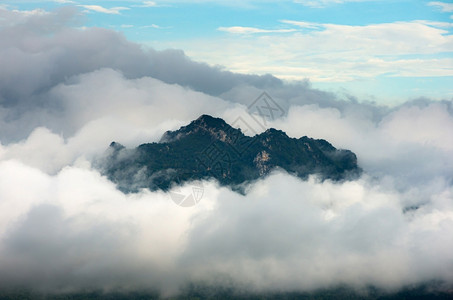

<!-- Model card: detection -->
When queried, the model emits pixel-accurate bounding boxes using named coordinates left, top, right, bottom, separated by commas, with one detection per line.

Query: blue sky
left=2, top=0, right=452, bottom=104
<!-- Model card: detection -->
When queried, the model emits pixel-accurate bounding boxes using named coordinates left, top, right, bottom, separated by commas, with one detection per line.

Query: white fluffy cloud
left=0, top=160, right=452, bottom=295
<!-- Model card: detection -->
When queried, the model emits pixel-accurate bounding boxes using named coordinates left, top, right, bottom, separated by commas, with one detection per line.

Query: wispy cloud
left=142, top=24, right=163, bottom=29
left=0, top=7, right=50, bottom=23
left=294, top=0, right=372, bottom=8
left=53, top=0, right=76, bottom=4
left=14, top=8, right=50, bottom=16
left=132, top=1, right=172, bottom=8
left=414, top=20, right=453, bottom=28
left=280, top=20, right=322, bottom=29
left=428, top=1, right=453, bottom=13
left=284, top=18, right=453, bottom=31
left=78, top=5, right=129, bottom=15
left=200, top=20, right=453, bottom=82
left=142, top=1, right=157, bottom=7
left=218, top=26, right=297, bottom=34
left=132, top=1, right=159, bottom=7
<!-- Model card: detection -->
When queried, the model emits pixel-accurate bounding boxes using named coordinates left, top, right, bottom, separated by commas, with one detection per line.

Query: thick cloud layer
left=0, top=6, right=285, bottom=143
left=0, top=6, right=452, bottom=297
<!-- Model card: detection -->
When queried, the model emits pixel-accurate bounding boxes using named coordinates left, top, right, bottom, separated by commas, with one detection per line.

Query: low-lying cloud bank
left=0, top=163, right=452, bottom=296
left=0, top=6, right=452, bottom=298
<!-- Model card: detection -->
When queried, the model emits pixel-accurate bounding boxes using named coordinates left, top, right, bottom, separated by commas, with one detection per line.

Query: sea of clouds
left=0, top=7, right=452, bottom=297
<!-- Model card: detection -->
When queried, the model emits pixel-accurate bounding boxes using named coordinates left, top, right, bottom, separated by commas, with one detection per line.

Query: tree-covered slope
left=101, top=115, right=361, bottom=193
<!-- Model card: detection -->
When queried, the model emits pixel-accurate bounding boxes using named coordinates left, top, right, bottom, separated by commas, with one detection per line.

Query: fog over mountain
left=0, top=7, right=452, bottom=298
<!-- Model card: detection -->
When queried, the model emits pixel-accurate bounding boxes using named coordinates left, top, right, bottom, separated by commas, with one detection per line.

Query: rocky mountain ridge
left=101, top=114, right=361, bottom=193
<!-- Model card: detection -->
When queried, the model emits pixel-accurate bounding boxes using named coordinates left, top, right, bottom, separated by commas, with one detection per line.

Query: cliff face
left=101, top=115, right=361, bottom=193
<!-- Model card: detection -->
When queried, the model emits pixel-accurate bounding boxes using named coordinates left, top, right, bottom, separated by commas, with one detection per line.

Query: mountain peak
left=103, top=115, right=361, bottom=193
left=195, top=114, right=220, bottom=122
left=109, top=141, right=125, bottom=150
left=191, top=114, right=229, bottom=129
left=261, top=128, right=288, bottom=138
left=160, top=114, right=236, bottom=143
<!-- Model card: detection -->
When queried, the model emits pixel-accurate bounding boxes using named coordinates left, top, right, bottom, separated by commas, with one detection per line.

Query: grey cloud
left=0, top=68, right=236, bottom=173
left=0, top=204, right=137, bottom=290
left=0, top=6, right=346, bottom=144
left=0, top=6, right=285, bottom=142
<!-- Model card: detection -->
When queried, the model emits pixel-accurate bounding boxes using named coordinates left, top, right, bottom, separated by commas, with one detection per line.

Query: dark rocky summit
left=101, top=114, right=361, bottom=193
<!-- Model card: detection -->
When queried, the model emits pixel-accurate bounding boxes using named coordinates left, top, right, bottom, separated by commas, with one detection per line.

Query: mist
left=0, top=6, right=452, bottom=298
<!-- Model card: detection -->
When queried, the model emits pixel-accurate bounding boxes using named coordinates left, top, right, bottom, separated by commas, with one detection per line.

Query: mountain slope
left=101, top=115, right=361, bottom=193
